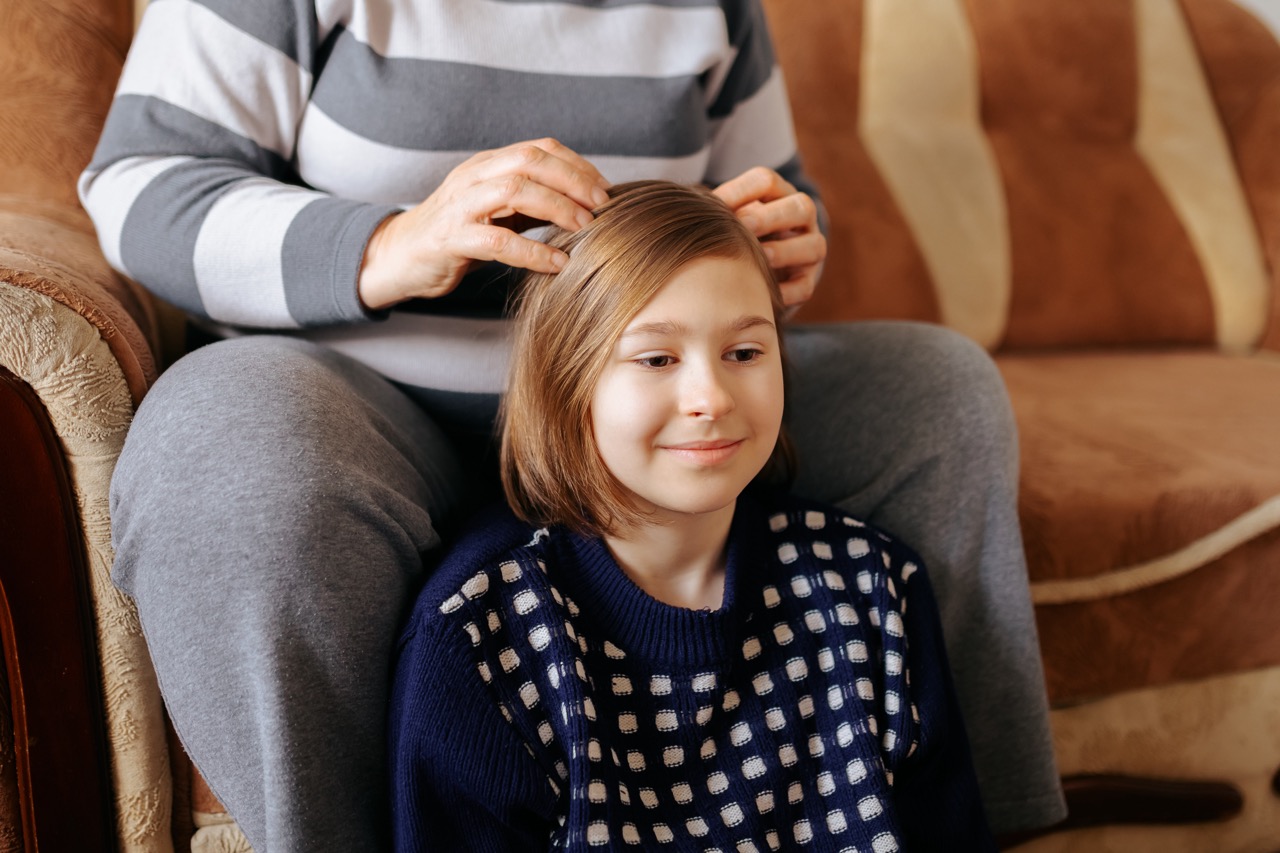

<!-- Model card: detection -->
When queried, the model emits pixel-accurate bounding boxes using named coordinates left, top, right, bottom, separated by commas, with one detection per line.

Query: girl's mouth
left=661, top=439, right=745, bottom=465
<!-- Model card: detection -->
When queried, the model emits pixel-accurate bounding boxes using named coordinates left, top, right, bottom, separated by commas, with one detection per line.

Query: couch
left=2, top=0, right=1279, bottom=850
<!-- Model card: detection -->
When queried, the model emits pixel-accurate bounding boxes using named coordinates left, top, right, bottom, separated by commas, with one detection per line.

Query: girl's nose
left=681, top=363, right=736, bottom=419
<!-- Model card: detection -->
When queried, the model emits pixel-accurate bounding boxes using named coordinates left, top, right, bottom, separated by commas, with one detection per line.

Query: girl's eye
left=637, top=355, right=674, bottom=369
left=727, top=347, right=764, bottom=363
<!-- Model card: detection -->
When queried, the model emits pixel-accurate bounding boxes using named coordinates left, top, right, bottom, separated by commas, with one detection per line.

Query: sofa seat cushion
left=996, top=350, right=1280, bottom=704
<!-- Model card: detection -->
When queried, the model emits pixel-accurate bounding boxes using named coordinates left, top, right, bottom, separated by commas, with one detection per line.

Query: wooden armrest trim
left=0, top=364, right=116, bottom=852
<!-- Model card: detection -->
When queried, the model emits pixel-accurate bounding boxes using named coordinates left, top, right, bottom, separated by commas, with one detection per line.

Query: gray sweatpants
left=110, top=322, right=1065, bottom=851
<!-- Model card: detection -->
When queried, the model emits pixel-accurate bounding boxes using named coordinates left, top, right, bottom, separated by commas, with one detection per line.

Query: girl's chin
left=634, top=496, right=742, bottom=524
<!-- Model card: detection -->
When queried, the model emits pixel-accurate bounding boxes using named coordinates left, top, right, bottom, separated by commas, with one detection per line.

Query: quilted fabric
left=190, top=813, right=254, bottom=853
left=0, top=205, right=159, bottom=405
left=0, top=283, right=173, bottom=853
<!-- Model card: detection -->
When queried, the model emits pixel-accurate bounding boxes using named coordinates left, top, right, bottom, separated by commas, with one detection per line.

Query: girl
left=388, top=181, right=995, bottom=851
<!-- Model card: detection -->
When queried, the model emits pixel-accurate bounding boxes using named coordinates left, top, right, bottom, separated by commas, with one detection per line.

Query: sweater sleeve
left=879, top=545, right=998, bottom=851
left=77, top=0, right=400, bottom=329
left=703, top=0, right=827, bottom=233
left=389, top=615, right=559, bottom=853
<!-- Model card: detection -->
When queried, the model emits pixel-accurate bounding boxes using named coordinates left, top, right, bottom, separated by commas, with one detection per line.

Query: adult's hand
left=358, top=138, right=611, bottom=310
left=713, top=167, right=826, bottom=310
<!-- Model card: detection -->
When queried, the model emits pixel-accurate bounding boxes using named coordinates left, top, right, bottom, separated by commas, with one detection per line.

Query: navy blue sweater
left=389, top=493, right=995, bottom=851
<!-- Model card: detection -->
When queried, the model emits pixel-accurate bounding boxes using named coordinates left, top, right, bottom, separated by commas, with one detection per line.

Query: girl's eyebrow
left=620, top=315, right=776, bottom=339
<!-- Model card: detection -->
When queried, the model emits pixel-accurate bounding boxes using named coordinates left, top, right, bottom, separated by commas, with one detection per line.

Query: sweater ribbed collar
left=547, top=495, right=770, bottom=670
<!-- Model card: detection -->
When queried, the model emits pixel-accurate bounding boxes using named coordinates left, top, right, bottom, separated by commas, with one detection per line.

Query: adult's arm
left=78, top=0, right=608, bottom=327
left=703, top=0, right=820, bottom=207
left=704, top=0, right=828, bottom=306
left=77, top=0, right=400, bottom=328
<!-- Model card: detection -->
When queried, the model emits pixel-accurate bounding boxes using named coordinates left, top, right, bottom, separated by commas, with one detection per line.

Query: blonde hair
left=500, top=179, right=794, bottom=537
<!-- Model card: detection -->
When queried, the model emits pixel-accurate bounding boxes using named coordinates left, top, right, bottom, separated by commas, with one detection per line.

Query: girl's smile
left=659, top=438, right=745, bottom=466
left=590, top=253, right=784, bottom=528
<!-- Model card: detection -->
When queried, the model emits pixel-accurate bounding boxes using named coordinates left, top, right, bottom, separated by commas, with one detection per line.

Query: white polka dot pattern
left=426, top=502, right=924, bottom=850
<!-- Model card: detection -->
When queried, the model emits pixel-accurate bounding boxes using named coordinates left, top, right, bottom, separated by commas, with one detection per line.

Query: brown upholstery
left=4, top=0, right=1280, bottom=850
left=782, top=0, right=1275, bottom=354
left=972, top=0, right=1218, bottom=349
left=765, top=0, right=943, bottom=328
left=0, top=0, right=173, bottom=849
left=0, top=0, right=132, bottom=208
left=0, top=206, right=159, bottom=404
left=1000, top=351, right=1280, bottom=701
left=767, top=0, right=1280, bottom=702
left=0, top=0, right=159, bottom=404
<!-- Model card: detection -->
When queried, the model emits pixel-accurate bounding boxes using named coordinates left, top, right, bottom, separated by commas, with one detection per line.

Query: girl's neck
left=602, top=504, right=736, bottom=611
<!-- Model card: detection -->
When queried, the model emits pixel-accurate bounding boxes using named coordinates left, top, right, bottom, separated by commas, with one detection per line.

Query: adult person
left=82, top=0, right=1065, bottom=848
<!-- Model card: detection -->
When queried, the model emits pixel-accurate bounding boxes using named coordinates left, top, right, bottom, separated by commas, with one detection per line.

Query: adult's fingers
left=760, top=230, right=826, bottom=271
left=470, top=139, right=609, bottom=211
left=527, top=137, right=611, bottom=190
left=458, top=223, right=570, bottom=274
left=739, top=192, right=819, bottom=238
left=713, top=166, right=796, bottom=211
left=466, top=138, right=608, bottom=186
left=469, top=173, right=595, bottom=235
left=778, top=271, right=820, bottom=309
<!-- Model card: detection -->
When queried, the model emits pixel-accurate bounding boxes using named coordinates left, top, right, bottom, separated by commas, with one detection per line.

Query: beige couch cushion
left=1182, top=0, right=1280, bottom=350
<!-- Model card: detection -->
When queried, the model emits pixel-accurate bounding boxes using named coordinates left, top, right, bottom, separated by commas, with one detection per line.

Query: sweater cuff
left=281, top=197, right=402, bottom=325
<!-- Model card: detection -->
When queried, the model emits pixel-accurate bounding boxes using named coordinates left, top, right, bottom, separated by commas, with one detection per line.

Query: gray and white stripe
left=81, top=0, right=812, bottom=392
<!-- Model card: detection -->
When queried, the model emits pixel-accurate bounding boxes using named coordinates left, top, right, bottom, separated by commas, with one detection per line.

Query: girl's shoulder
left=402, top=501, right=558, bottom=637
left=748, top=490, right=923, bottom=573
left=742, top=491, right=932, bottom=638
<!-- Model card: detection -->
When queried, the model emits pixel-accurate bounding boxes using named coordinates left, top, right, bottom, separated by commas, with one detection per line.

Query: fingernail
left=762, top=245, right=776, bottom=263
left=591, top=187, right=609, bottom=207
left=551, top=251, right=568, bottom=272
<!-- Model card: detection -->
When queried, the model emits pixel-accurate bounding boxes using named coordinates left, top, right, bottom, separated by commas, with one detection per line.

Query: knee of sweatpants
left=929, top=325, right=1015, bottom=436
left=879, top=323, right=1018, bottom=475
left=109, top=335, right=442, bottom=602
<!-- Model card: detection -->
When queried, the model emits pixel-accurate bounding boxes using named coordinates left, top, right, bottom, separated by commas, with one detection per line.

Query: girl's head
left=501, top=180, right=794, bottom=536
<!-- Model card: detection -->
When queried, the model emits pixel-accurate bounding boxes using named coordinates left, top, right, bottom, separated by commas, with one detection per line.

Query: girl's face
left=590, top=254, right=784, bottom=527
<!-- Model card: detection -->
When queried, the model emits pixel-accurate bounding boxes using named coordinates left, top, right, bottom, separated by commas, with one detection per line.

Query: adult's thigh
left=783, top=320, right=1019, bottom=556
left=782, top=321, right=1064, bottom=832
left=111, top=335, right=467, bottom=852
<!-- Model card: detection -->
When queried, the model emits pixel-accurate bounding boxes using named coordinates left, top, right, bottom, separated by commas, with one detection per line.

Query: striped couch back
left=770, top=0, right=1280, bottom=353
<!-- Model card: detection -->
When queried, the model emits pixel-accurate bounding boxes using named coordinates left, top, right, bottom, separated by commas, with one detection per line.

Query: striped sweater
left=389, top=493, right=995, bottom=851
left=79, top=0, right=814, bottom=398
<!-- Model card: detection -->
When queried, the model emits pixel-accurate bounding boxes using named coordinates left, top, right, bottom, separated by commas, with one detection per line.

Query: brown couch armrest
left=0, top=198, right=160, bottom=405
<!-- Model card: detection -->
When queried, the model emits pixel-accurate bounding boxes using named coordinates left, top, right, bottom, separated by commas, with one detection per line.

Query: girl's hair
left=500, top=179, right=795, bottom=537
